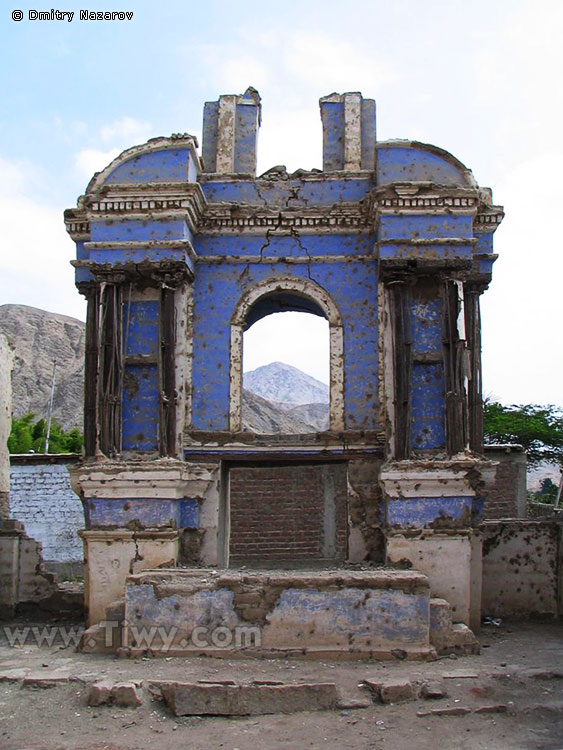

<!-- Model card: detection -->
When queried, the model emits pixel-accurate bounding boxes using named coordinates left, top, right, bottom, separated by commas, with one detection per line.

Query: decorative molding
left=379, top=237, right=477, bottom=246
left=71, top=259, right=193, bottom=287
left=378, top=195, right=478, bottom=210
left=474, top=206, right=504, bottom=231
left=65, top=179, right=503, bottom=243
left=64, top=183, right=206, bottom=240
left=200, top=204, right=368, bottom=234
left=368, top=183, right=481, bottom=223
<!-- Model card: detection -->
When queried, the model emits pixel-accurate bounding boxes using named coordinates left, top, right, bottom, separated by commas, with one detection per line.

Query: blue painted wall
left=190, top=254, right=379, bottom=430
left=121, top=300, right=160, bottom=451
left=104, top=146, right=198, bottom=184
left=70, top=95, right=498, bottom=458
left=87, top=497, right=200, bottom=529
left=410, top=296, right=445, bottom=450
left=386, top=496, right=484, bottom=529
left=377, top=143, right=471, bottom=186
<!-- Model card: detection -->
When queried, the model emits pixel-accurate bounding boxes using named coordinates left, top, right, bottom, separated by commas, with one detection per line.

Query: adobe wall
left=482, top=520, right=563, bottom=618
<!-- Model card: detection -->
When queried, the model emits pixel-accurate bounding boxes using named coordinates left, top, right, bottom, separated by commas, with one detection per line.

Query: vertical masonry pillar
left=319, top=92, right=376, bottom=171
left=80, top=272, right=188, bottom=459
left=0, top=334, right=17, bottom=617
left=443, top=278, right=470, bottom=455
left=99, top=280, right=123, bottom=457
left=386, top=278, right=412, bottom=460
left=381, top=272, right=484, bottom=629
left=465, top=284, right=485, bottom=452
left=82, top=284, right=99, bottom=458
left=202, top=87, right=262, bottom=175
left=384, top=274, right=479, bottom=460
left=0, top=333, right=13, bottom=521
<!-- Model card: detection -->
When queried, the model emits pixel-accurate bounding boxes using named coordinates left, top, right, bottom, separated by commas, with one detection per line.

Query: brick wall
left=482, top=446, right=527, bottom=520
left=228, top=463, right=347, bottom=565
left=10, top=457, right=83, bottom=564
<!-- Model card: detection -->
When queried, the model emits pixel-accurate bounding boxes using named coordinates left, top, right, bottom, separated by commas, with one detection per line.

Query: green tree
left=7, top=413, right=34, bottom=453
left=7, top=414, right=83, bottom=455
left=484, top=402, right=563, bottom=508
left=483, top=402, right=563, bottom=468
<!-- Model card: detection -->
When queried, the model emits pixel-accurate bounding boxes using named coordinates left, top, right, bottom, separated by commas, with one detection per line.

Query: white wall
left=9, top=461, right=84, bottom=562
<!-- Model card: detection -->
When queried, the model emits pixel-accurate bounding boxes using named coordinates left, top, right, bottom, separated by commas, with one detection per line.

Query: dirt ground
left=0, top=619, right=562, bottom=750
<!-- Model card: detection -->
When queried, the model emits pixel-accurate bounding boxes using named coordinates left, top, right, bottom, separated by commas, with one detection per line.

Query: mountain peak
left=243, top=361, right=329, bottom=405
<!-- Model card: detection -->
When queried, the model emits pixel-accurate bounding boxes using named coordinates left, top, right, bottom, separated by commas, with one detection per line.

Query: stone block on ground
left=0, top=668, right=27, bottom=682
left=474, top=704, right=508, bottom=714
left=22, top=673, right=70, bottom=689
left=443, top=623, right=480, bottom=656
left=111, top=681, right=142, bottom=707
left=420, top=681, right=448, bottom=700
left=88, top=680, right=113, bottom=706
left=363, top=679, right=415, bottom=704
left=160, top=681, right=338, bottom=716
left=417, top=706, right=472, bottom=717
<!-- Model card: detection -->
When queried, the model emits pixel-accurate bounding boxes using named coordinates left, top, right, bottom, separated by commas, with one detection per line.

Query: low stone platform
left=118, top=568, right=437, bottom=659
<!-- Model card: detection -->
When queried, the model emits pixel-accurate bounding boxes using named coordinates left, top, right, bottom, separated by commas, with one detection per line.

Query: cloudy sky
left=1, top=0, right=561, bottom=404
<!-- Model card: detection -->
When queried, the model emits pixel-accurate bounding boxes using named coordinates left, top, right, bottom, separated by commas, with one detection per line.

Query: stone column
left=81, top=283, right=100, bottom=458
left=465, top=284, right=485, bottom=453
left=443, top=278, right=470, bottom=455
left=202, top=88, right=262, bottom=175
left=319, top=92, right=376, bottom=171
left=385, top=278, right=412, bottom=460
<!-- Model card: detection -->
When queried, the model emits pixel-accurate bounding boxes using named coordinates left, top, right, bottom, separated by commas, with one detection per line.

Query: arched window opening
left=242, top=309, right=330, bottom=434
left=229, top=278, right=344, bottom=433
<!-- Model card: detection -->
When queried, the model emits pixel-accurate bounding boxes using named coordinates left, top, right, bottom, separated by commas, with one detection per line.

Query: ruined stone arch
left=229, top=276, right=345, bottom=432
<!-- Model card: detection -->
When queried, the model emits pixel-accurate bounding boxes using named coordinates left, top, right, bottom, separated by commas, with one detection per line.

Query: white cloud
left=74, top=117, right=153, bottom=181
left=244, top=312, right=329, bottom=384
left=74, top=147, right=121, bottom=180
left=100, top=116, right=152, bottom=145
left=473, top=2, right=563, bottom=160
left=193, top=29, right=397, bottom=173
left=283, top=32, right=397, bottom=94
left=0, top=156, right=85, bottom=321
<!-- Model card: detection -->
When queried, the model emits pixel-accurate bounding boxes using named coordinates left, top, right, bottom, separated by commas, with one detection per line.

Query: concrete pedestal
left=386, top=532, right=482, bottom=631
left=80, top=529, right=179, bottom=626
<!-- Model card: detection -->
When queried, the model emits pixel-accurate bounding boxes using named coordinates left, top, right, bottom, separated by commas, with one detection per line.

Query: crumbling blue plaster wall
left=65, top=89, right=502, bottom=563
left=67, top=93, right=501, bottom=453
left=191, top=244, right=378, bottom=430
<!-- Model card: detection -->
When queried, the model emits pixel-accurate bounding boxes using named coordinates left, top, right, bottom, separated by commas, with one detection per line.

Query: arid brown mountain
left=242, top=389, right=320, bottom=434
left=0, top=305, right=85, bottom=431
